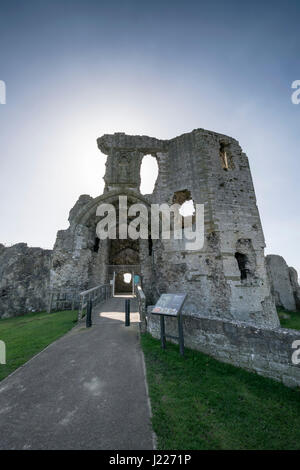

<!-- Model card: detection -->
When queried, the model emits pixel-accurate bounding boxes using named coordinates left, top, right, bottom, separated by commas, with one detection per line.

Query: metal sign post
left=125, top=299, right=130, bottom=327
left=160, top=315, right=166, bottom=350
left=86, top=300, right=93, bottom=328
left=112, top=271, right=116, bottom=297
left=178, top=313, right=184, bottom=356
left=151, top=293, right=186, bottom=356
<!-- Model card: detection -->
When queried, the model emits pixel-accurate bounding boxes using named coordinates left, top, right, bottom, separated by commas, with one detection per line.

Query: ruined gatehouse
left=49, top=128, right=279, bottom=328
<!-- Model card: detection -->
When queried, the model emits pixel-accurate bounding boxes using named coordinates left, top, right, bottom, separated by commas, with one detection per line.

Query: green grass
left=141, top=333, right=300, bottom=450
left=0, top=310, right=77, bottom=382
left=278, top=308, right=300, bottom=330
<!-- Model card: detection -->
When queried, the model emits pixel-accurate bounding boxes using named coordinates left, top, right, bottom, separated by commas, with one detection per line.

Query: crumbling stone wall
left=96, top=129, right=278, bottom=327
left=266, top=254, right=300, bottom=311
left=0, top=243, right=52, bottom=318
left=50, top=195, right=94, bottom=292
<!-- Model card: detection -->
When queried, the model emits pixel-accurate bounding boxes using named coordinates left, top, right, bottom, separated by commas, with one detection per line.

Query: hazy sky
left=0, top=0, right=299, bottom=274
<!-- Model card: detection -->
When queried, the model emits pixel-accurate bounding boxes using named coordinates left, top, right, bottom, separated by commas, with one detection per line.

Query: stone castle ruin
left=50, top=129, right=279, bottom=327
left=0, top=128, right=299, bottom=387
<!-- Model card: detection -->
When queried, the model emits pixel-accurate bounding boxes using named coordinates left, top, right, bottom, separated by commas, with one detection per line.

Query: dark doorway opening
left=235, top=252, right=248, bottom=280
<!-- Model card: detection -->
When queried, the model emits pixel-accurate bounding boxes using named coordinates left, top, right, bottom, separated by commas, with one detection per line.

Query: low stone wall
left=147, top=310, right=300, bottom=388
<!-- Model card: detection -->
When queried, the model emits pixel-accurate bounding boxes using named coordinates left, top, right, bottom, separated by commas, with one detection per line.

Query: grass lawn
left=0, top=310, right=77, bottom=382
left=278, top=308, right=300, bottom=330
left=141, top=333, right=300, bottom=450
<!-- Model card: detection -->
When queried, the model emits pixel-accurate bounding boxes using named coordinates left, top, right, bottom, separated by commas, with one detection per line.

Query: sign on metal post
left=151, top=293, right=186, bottom=356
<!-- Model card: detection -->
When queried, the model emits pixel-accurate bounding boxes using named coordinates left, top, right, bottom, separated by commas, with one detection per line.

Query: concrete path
left=0, top=297, right=154, bottom=450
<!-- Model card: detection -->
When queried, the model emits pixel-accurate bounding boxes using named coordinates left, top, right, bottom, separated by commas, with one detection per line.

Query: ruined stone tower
left=50, top=128, right=279, bottom=328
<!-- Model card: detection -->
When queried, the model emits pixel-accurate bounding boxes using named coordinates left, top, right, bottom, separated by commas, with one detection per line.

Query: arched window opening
left=140, top=155, right=159, bottom=195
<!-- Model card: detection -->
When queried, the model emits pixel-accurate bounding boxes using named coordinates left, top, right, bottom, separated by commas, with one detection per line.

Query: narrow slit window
left=148, top=235, right=153, bottom=256
left=220, top=143, right=229, bottom=170
left=93, top=237, right=100, bottom=253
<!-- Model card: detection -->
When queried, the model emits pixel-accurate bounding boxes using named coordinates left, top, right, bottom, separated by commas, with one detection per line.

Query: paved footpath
left=0, top=297, right=155, bottom=450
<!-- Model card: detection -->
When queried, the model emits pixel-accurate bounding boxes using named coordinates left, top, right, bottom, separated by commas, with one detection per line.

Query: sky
left=0, top=0, right=299, bottom=274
